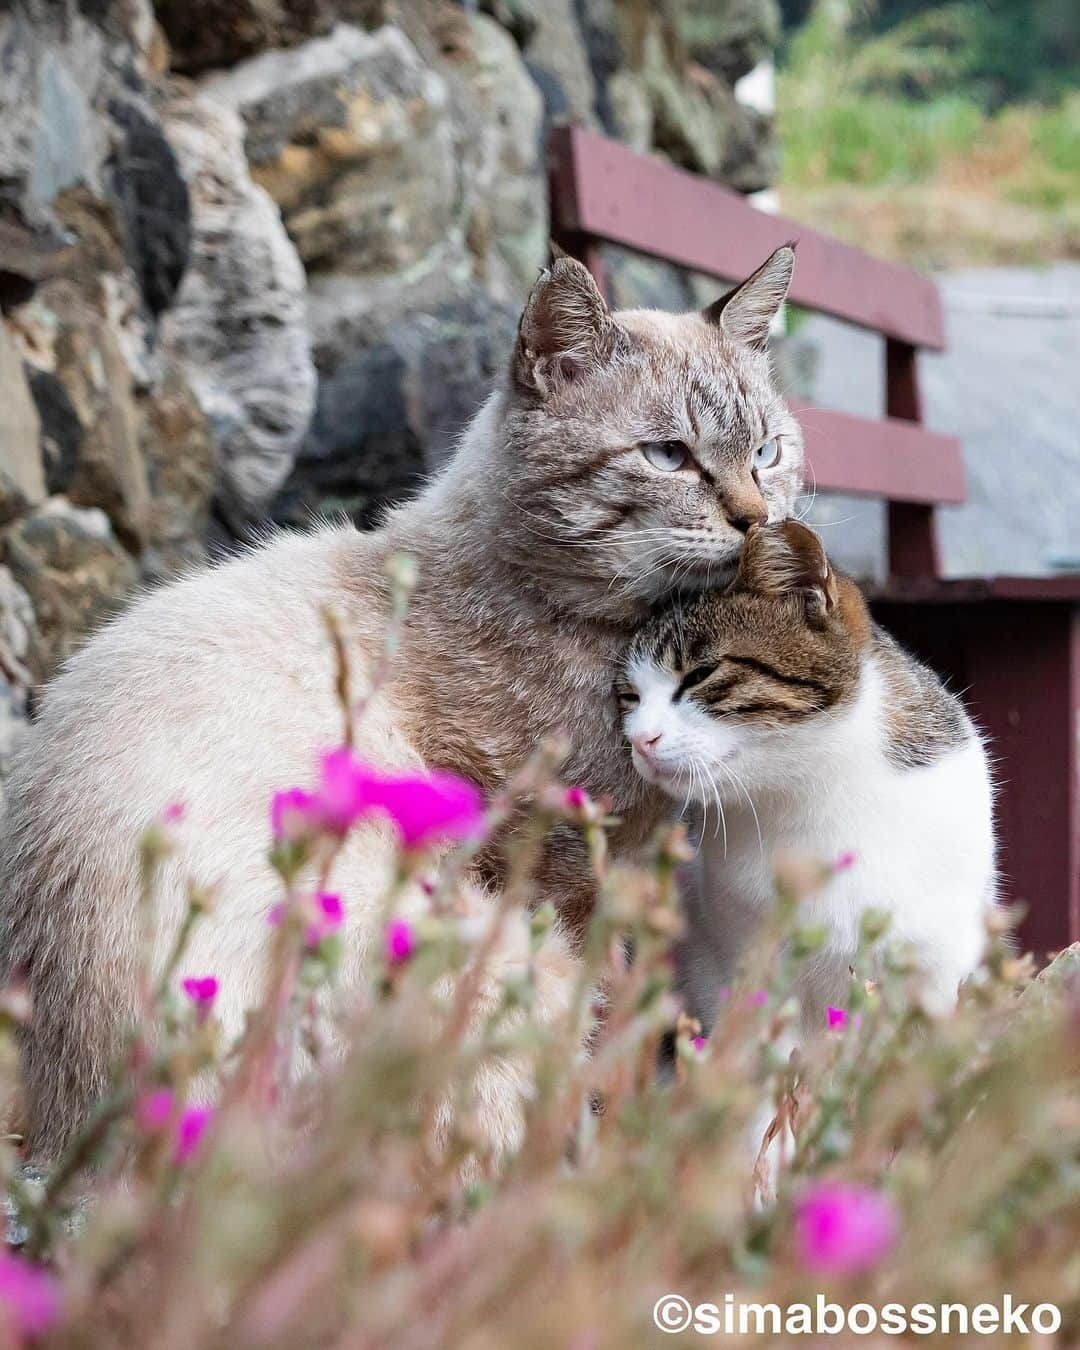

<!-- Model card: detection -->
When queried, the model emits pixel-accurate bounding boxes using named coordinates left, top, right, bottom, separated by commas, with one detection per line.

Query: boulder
left=2, top=499, right=138, bottom=680
left=680, top=0, right=780, bottom=87
left=152, top=0, right=335, bottom=76
left=437, top=13, right=546, bottom=299
left=0, top=566, right=36, bottom=790
left=139, top=364, right=219, bottom=579
left=0, top=8, right=110, bottom=235
left=0, top=323, right=46, bottom=526
left=202, top=23, right=457, bottom=277
left=25, top=281, right=153, bottom=552
left=275, top=292, right=518, bottom=526
left=160, top=95, right=316, bottom=528
left=106, top=94, right=192, bottom=317
left=518, top=0, right=598, bottom=127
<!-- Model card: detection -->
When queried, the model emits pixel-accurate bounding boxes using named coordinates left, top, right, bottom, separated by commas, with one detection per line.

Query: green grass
left=780, top=92, right=984, bottom=186
left=775, top=3, right=1080, bottom=263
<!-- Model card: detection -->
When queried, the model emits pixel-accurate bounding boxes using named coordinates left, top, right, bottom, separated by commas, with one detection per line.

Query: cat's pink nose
left=631, top=731, right=663, bottom=759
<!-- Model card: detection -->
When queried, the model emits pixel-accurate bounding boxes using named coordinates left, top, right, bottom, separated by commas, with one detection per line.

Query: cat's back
left=1, top=523, right=384, bottom=902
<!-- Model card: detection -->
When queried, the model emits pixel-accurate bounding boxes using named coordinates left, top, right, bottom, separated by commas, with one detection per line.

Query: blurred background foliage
left=772, top=0, right=1080, bottom=263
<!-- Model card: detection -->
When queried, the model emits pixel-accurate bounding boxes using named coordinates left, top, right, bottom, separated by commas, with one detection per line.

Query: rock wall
left=0, top=0, right=779, bottom=786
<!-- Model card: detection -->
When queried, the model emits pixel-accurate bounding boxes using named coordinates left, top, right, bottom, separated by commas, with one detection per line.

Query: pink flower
left=271, top=751, right=484, bottom=852
left=181, top=976, right=219, bottom=1015
left=306, top=891, right=344, bottom=947
left=564, top=786, right=588, bottom=810
left=0, top=1252, right=60, bottom=1337
left=316, top=748, right=382, bottom=834
left=834, top=850, right=857, bottom=873
left=750, top=989, right=769, bottom=1007
left=371, top=769, right=483, bottom=850
left=136, top=1092, right=213, bottom=1164
left=691, top=1035, right=707, bottom=1052
left=827, top=1006, right=848, bottom=1030
left=136, top=1089, right=176, bottom=1131
left=162, top=800, right=186, bottom=824
left=385, top=917, right=416, bottom=967
left=175, top=1106, right=214, bottom=1164
left=795, top=1183, right=898, bottom=1275
left=270, top=787, right=321, bottom=843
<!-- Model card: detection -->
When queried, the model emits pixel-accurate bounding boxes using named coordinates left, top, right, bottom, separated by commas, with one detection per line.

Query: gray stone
left=520, top=0, right=598, bottom=127
left=0, top=8, right=109, bottom=231
left=275, top=292, right=519, bottom=527
left=160, top=95, right=316, bottom=528
left=30, top=282, right=152, bottom=552
left=447, top=14, right=547, bottom=299
left=203, top=23, right=457, bottom=277
left=681, top=0, right=781, bottom=86
left=0, top=323, right=46, bottom=525
left=139, top=364, right=219, bottom=579
left=106, top=94, right=192, bottom=317
left=3, top=499, right=138, bottom=680
left=0, top=566, right=36, bottom=788
left=600, top=244, right=696, bottom=314
left=152, top=0, right=334, bottom=76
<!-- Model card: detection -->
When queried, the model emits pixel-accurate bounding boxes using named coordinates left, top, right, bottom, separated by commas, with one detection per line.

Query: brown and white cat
left=0, top=246, right=803, bottom=1159
left=617, top=519, right=997, bottom=1035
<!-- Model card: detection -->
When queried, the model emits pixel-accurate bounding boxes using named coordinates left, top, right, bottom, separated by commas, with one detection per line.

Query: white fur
left=624, top=655, right=997, bottom=1026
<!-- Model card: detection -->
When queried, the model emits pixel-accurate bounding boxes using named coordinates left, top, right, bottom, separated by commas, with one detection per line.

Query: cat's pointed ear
left=736, top=519, right=838, bottom=624
left=702, top=244, right=795, bottom=351
left=512, top=257, right=615, bottom=396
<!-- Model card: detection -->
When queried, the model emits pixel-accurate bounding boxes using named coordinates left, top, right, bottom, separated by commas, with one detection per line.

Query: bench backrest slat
left=794, top=407, right=964, bottom=506
left=549, top=125, right=946, bottom=351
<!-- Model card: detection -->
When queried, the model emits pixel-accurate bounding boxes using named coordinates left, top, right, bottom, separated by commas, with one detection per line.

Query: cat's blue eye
left=753, top=437, right=781, bottom=471
left=641, top=440, right=689, bottom=473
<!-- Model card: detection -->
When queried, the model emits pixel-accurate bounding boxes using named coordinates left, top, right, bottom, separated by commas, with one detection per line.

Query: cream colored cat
left=0, top=247, right=803, bottom=1159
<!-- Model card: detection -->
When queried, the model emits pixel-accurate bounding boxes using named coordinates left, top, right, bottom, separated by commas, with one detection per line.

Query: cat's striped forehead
left=621, top=579, right=867, bottom=727
left=565, top=309, right=789, bottom=456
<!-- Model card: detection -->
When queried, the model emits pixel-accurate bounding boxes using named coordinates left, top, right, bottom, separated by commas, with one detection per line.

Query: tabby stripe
left=694, top=677, right=741, bottom=704
left=533, top=446, right=626, bottom=492
left=723, top=654, right=832, bottom=696
left=721, top=701, right=808, bottom=717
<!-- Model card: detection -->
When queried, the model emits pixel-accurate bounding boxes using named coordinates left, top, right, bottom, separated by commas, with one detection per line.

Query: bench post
left=965, top=603, right=1080, bottom=956
left=885, top=338, right=942, bottom=580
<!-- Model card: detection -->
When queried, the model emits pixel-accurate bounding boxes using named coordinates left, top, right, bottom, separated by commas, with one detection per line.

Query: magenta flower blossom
left=691, top=1035, right=707, bottom=1052
left=181, top=976, right=219, bottom=1016
left=136, top=1091, right=213, bottom=1164
left=175, top=1106, right=214, bottom=1163
left=750, top=989, right=769, bottom=1007
left=307, top=891, right=344, bottom=947
left=372, top=770, right=484, bottom=850
left=564, top=786, right=588, bottom=810
left=385, top=917, right=416, bottom=967
left=316, top=747, right=382, bottom=834
left=162, top=800, right=186, bottom=824
left=136, top=1089, right=176, bottom=1131
left=834, top=850, right=858, bottom=873
left=269, top=892, right=345, bottom=948
left=795, top=1182, right=898, bottom=1274
left=827, top=1006, right=848, bottom=1030
left=0, top=1253, right=60, bottom=1337
left=271, top=750, right=483, bottom=851
left=271, top=787, right=320, bottom=843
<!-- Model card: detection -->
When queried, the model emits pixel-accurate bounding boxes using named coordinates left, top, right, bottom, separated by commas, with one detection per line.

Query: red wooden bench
left=549, top=124, right=1079, bottom=958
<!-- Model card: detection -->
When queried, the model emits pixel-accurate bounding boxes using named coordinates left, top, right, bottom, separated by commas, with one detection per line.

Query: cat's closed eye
left=674, top=665, right=717, bottom=698
left=640, top=440, right=691, bottom=473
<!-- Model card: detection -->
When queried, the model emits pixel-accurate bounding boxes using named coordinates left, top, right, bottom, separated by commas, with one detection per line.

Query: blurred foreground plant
left=0, top=574, right=1076, bottom=1348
